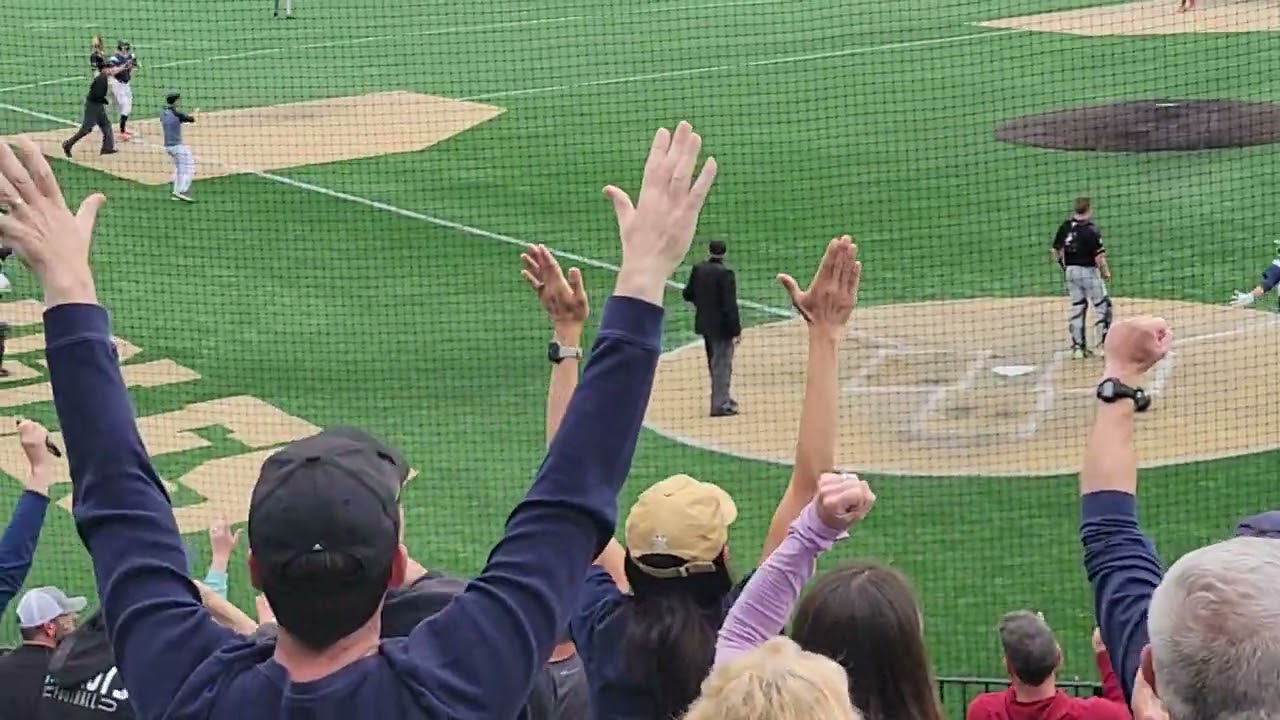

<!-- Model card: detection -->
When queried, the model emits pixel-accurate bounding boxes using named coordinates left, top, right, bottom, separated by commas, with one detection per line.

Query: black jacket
left=44, top=610, right=136, bottom=718
left=682, top=258, right=741, bottom=338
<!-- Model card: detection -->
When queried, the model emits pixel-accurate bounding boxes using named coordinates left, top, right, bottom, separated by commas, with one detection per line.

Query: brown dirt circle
left=644, top=297, right=1280, bottom=477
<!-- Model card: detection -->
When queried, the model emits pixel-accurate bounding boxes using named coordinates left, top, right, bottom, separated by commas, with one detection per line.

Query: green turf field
left=1, top=0, right=1277, bottom=692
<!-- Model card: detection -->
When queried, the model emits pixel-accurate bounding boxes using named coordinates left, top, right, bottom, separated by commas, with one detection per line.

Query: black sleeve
left=721, top=270, right=742, bottom=337
left=682, top=267, right=697, bottom=302
left=1092, top=227, right=1105, bottom=255
left=1052, top=221, right=1070, bottom=250
left=176, top=111, right=195, bottom=123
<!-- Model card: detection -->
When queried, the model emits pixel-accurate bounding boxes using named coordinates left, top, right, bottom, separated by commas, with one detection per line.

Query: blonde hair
left=683, top=637, right=861, bottom=720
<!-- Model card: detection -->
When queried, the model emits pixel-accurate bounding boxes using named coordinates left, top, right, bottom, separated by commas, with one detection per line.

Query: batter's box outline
left=844, top=348, right=988, bottom=395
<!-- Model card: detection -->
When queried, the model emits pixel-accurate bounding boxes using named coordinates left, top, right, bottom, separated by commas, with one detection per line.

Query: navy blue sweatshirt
left=0, top=490, right=50, bottom=616
left=46, top=296, right=663, bottom=719
left=1080, top=490, right=1164, bottom=705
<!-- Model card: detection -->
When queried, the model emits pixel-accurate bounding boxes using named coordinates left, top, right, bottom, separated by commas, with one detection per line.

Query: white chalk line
left=0, top=0, right=798, bottom=96
left=901, top=353, right=988, bottom=441
left=0, top=100, right=802, bottom=323
left=1015, top=349, right=1066, bottom=440
left=461, top=29, right=1023, bottom=101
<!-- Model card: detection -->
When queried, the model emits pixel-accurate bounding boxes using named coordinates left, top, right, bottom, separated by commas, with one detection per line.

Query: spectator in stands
left=43, top=608, right=136, bottom=719
left=684, top=636, right=862, bottom=720
left=715, top=471, right=874, bottom=666
left=0, top=419, right=60, bottom=616
left=790, top=562, right=946, bottom=720
left=965, top=614, right=1128, bottom=720
left=1081, top=316, right=1280, bottom=719
left=0, top=124, right=715, bottom=718
left=0, top=586, right=86, bottom=717
left=569, top=235, right=862, bottom=719
left=202, top=517, right=242, bottom=599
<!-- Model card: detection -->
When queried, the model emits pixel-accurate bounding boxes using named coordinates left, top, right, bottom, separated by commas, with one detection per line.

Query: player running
left=107, top=40, right=139, bottom=141
left=1051, top=196, right=1112, bottom=359
left=1230, top=240, right=1280, bottom=309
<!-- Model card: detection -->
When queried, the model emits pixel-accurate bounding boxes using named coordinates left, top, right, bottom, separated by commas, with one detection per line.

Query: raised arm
left=716, top=472, right=872, bottom=665
left=760, top=236, right=861, bottom=561
left=1080, top=317, right=1171, bottom=703
left=0, top=139, right=236, bottom=720
left=0, top=420, right=59, bottom=614
left=395, top=122, right=717, bottom=716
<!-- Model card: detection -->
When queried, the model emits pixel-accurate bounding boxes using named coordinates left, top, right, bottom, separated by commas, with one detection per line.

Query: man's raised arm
left=1080, top=317, right=1171, bottom=703
left=395, top=122, right=718, bottom=717
left=0, top=139, right=234, bottom=720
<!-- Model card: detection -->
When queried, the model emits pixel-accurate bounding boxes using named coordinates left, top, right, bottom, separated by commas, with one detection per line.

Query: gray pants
left=1065, top=265, right=1112, bottom=349
left=704, top=335, right=735, bottom=412
left=65, top=102, right=114, bottom=152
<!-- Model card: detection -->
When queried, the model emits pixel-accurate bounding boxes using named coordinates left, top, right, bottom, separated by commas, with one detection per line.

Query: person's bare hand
left=208, top=518, right=242, bottom=570
left=814, top=471, right=876, bottom=531
left=0, top=138, right=102, bottom=307
left=604, top=121, right=718, bottom=305
left=1091, top=627, right=1106, bottom=655
left=1103, top=316, right=1172, bottom=385
left=522, top=244, right=588, bottom=329
left=1132, top=667, right=1169, bottom=720
left=777, top=236, right=861, bottom=337
left=17, top=419, right=56, bottom=497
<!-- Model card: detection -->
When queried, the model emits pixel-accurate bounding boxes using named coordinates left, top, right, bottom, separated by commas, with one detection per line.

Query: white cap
left=16, top=586, right=87, bottom=628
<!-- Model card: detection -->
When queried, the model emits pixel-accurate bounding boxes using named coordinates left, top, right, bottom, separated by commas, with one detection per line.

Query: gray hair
left=998, top=610, right=1058, bottom=685
left=1148, top=536, right=1280, bottom=720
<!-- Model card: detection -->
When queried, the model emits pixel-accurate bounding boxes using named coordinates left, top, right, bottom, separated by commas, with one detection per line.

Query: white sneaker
left=0, top=273, right=11, bottom=293
left=171, top=192, right=195, bottom=203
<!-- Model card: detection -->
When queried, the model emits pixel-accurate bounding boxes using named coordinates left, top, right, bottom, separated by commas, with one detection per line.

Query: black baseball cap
left=248, top=427, right=408, bottom=580
left=709, top=239, right=727, bottom=256
left=1235, top=510, right=1280, bottom=538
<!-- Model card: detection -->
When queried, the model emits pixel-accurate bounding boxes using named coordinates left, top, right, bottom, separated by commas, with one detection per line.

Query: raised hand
left=0, top=138, right=103, bottom=307
left=814, top=471, right=876, bottom=532
left=604, top=121, right=718, bottom=305
left=17, top=419, right=57, bottom=497
left=208, top=518, right=242, bottom=571
left=777, top=236, right=861, bottom=336
left=522, top=244, right=588, bottom=328
left=1091, top=627, right=1106, bottom=655
left=1102, top=317, right=1172, bottom=384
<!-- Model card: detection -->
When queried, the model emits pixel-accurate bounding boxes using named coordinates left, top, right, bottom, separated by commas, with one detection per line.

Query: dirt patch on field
left=6, top=91, right=503, bottom=185
left=979, top=0, right=1280, bottom=35
left=997, top=100, right=1280, bottom=151
left=644, top=297, right=1280, bottom=477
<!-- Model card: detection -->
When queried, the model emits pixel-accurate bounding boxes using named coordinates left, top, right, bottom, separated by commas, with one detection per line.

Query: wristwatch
left=1096, top=378, right=1151, bottom=412
left=548, top=341, right=583, bottom=364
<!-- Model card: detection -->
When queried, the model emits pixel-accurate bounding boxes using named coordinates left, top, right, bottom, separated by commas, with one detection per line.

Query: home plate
left=992, top=365, right=1036, bottom=378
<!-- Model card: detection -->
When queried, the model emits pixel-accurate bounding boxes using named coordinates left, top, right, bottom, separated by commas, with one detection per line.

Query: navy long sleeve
left=1081, top=490, right=1164, bottom=704
left=46, top=295, right=662, bottom=719
left=0, top=490, right=50, bottom=615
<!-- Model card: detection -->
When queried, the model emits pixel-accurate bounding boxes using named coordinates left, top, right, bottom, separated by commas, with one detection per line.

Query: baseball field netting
left=2, top=0, right=1278, bottom=705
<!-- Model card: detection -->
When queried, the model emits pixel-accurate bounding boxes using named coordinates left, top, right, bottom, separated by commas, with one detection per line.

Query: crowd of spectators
left=0, top=123, right=1276, bottom=719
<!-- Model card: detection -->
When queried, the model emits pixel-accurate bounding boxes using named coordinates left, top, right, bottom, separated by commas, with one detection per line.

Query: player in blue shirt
left=1230, top=239, right=1280, bottom=308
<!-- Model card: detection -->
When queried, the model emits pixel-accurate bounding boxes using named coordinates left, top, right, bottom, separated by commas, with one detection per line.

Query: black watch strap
left=1096, top=378, right=1152, bottom=412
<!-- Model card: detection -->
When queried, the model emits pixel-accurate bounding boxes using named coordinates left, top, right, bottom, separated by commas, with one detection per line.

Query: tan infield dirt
left=5, top=91, right=504, bottom=186
left=644, top=297, right=1280, bottom=477
left=979, top=0, right=1280, bottom=36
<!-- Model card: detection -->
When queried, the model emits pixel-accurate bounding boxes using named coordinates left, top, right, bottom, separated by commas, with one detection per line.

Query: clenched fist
left=815, top=471, right=876, bottom=531
left=1103, top=317, right=1172, bottom=384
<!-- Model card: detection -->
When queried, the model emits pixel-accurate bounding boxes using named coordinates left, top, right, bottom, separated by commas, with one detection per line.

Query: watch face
left=1098, top=379, right=1117, bottom=399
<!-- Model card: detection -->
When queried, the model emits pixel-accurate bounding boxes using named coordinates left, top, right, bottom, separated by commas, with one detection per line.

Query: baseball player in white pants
left=274, top=0, right=296, bottom=18
left=161, top=93, right=198, bottom=202
left=107, top=40, right=138, bottom=140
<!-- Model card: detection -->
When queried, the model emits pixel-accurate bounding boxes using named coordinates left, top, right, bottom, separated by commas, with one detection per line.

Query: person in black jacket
left=43, top=609, right=136, bottom=719
left=683, top=239, right=742, bottom=416
left=62, top=61, right=121, bottom=158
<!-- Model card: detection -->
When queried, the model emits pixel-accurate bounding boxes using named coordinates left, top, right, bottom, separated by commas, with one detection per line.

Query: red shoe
left=120, top=131, right=132, bottom=142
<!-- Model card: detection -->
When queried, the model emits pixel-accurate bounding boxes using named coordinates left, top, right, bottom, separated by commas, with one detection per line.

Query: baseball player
left=1230, top=240, right=1280, bottom=309
left=107, top=40, right=139, bottom=141
left=161, top=92, right=198, bottom=202
left=1051, top=196, right=1112, bottom=359
left=273, top=0, right=296, bottom=19
left=62, top=60, right=121, bottom=157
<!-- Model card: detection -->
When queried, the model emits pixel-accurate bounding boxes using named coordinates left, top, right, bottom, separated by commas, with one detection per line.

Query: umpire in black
left=62, top=59, right=120, bottom=158
left=683, top=239, right=742, bottom=417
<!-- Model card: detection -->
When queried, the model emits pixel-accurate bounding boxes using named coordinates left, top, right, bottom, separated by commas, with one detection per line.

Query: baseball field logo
left=645, top=296, right=1280, bottom=477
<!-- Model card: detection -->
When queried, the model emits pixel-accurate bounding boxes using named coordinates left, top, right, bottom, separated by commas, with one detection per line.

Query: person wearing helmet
left=1230, top=239, right=1280, bottom=309
left=106, top=40, right=139, bottom=141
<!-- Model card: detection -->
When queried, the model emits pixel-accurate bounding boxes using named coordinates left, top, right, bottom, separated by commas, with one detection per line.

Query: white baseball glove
left=1231, top=290, right=1256, bottom=307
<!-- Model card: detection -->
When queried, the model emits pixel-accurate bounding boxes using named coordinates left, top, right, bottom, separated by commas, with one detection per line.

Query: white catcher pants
left=107, top=77, right=132, bottom=117
left=166, top=145, right=195, bottom=194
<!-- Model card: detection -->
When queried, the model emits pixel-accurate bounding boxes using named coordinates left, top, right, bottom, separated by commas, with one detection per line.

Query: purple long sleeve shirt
left=714, top=503, right=846, bottom=666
